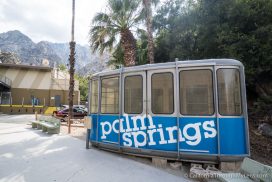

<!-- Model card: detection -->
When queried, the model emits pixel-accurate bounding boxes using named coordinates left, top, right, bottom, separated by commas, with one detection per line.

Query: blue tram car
left=87, top=59, right=250, bottom=163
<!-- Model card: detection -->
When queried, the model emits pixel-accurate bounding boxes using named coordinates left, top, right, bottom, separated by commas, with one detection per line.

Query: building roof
left=0, top=63, right=52, bottom=71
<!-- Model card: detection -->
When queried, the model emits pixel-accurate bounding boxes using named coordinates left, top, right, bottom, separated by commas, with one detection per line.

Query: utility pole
left=68, top=0, right=76, bottom=134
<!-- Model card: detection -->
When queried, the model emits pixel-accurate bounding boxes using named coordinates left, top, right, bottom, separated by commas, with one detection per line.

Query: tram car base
left=90, top=140, right=245, bottom=165
left=88, top=141, right=272, bottom=182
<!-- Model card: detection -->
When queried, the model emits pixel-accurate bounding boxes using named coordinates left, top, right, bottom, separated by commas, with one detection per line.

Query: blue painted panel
left=91, top=114, right=219, bottom=153
left=145, top=116, right=177, bottom=151
left=119, top=114, right=148, bottom=149
left=95, top=114, right=179, bottom=149
left=219, top=118, right=247, bottom=155
left=98, top=115, right=120, bottom=145
left=179, top=117, right=218, bottom=154
left=89, top=114, right=97, bottom=141
left=89, top=114, right=248, bottom=156
left=96, top=114, right=149, bottom=148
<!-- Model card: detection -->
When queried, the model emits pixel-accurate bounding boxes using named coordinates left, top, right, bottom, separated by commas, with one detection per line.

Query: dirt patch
left=249, top=123, right=272, bottom=166
left=60, top=124, right=86, bottom=141
left=248, top=104, right=272, bottom=166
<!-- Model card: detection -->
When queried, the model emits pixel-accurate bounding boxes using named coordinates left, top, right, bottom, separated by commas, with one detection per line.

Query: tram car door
left=121, top=72, right=147, bottom=149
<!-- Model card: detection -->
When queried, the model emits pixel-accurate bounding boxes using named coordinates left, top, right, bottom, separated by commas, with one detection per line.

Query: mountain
left=0, top=30, right=38, bottom=65
left=77, top=54, right=109, bottom=76
left=0, top=51, right=21, bottom=64
left=0, top=30, right=107, bottom=75
left=48, top=42, right=96, bottom=69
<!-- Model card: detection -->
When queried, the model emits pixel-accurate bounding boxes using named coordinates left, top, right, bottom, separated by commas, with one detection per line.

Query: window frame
left=217, top=68, right=243, bottom=116
left=151, top=71, right=175, bottom=115
left=179, top=68, right=215, bottom=116
left=124, top=75, right=144, bottom=114
left=100, top=76, right=120, bottom=114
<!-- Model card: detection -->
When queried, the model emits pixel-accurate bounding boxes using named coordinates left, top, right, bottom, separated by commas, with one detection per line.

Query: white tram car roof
left=91, top=59, right=243, bottom=78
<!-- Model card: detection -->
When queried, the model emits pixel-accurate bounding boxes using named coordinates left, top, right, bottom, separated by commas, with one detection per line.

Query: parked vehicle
left=53, top=107, right=87, bottom=121
left=60, top=105, right=88, bottom=112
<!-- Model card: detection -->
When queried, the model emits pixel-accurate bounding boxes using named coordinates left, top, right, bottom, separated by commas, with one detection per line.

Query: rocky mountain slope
left=0, top=30, right=107, bottom=75
left=0, top=51, right=21, bottom=64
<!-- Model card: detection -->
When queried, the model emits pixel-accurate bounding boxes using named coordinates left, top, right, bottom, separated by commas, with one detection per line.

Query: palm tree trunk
left=143, top=0, right=154, bottom=64
left=120, top=29, right=136, bottom=66
left=68, top=0, right=76, bottom=133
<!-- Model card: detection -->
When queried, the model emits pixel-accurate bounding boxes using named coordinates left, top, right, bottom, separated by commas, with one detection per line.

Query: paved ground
left=0, top=114, right=35, bottom=124
left=0, top=115, right=190, bottom=182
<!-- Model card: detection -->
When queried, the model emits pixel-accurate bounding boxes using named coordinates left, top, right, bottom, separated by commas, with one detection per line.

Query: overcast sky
left=0, top=0, right=108, bottom=45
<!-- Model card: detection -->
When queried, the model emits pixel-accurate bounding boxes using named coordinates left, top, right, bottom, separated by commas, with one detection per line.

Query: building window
left=217, top=69, right=242, bottom=115
left=151, top=72, right=174, bottom=114
left=124, top=75, right=143, bottom=114
left=101, top=77, right=119, bottom=114
left=180, top=69, right=214, bottom=115
left=90, top=79, right=99, bottom=113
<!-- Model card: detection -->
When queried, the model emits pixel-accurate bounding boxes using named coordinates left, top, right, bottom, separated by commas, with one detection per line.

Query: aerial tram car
left=86, top=59, right=250, bottom=163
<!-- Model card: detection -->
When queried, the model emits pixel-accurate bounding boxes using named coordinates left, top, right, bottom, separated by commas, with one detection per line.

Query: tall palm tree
left=89, top=0, right=143, bottom=67
left=68, top=0, right=76, bottom=133
left=143, top=0, right=154, bottom=64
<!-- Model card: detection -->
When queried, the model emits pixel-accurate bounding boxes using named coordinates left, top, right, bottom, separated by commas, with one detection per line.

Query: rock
left=258, top=123, right=272, bottom=137
left=169, top=162, right=182, bottom=170
left=189, top=163, right=206, bottom=179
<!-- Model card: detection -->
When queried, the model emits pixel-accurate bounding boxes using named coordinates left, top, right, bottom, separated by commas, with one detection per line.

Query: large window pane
left=90, top=80, right=99, bottom=113
left=124, top=75, right=143, bottom=114
left=217, top=69, right=242, bottom=115
left=180, top=70, right=214, bottom=115
left=101, top=77, right=119, bottom=114
left=151, top=72, right=174, bottom=114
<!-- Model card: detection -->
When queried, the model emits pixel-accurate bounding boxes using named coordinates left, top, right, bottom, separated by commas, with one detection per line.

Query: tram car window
left=90, top=79, right=99, bottom=113
left=179, top=69, right=214, bottom=115
left=124, top=75, right=143, bottom=114
left=151, top=72, right=174, bottom=114
left=101, top=77, right=119, bottom=114
left=217, top=69, right=242, bottom=116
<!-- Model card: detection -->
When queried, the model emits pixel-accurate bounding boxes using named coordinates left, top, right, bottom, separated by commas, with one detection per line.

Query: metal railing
left=0, top=75, right=12, bottom=87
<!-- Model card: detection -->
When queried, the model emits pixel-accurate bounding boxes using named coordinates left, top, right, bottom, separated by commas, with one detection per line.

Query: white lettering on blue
left=100, top=115, right=217, bottom=148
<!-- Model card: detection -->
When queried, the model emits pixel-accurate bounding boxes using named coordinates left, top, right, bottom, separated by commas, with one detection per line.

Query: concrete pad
left=152, top=157, right=167, bottom=168
left=219, top=162, right=241, bottom=172
left=0, top=121, right=190, bottom=182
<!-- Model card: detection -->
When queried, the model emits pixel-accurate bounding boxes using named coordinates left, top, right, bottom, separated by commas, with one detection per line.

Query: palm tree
left=108, top=43, right=125, bottom=68
left=136, top=29, right=148, bottom=65
left=107, top=29, right=149, bottom=68
left=143, top=0, right=154, bottom=64
left=68, top=0, right=76, bottom=133
left=89, top=0, right=143, bottom=67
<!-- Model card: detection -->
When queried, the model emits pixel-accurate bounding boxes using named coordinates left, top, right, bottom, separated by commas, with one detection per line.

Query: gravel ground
left=249, top=123, right=272, bottom=166
left=60, top=124, right=86, bottom=141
